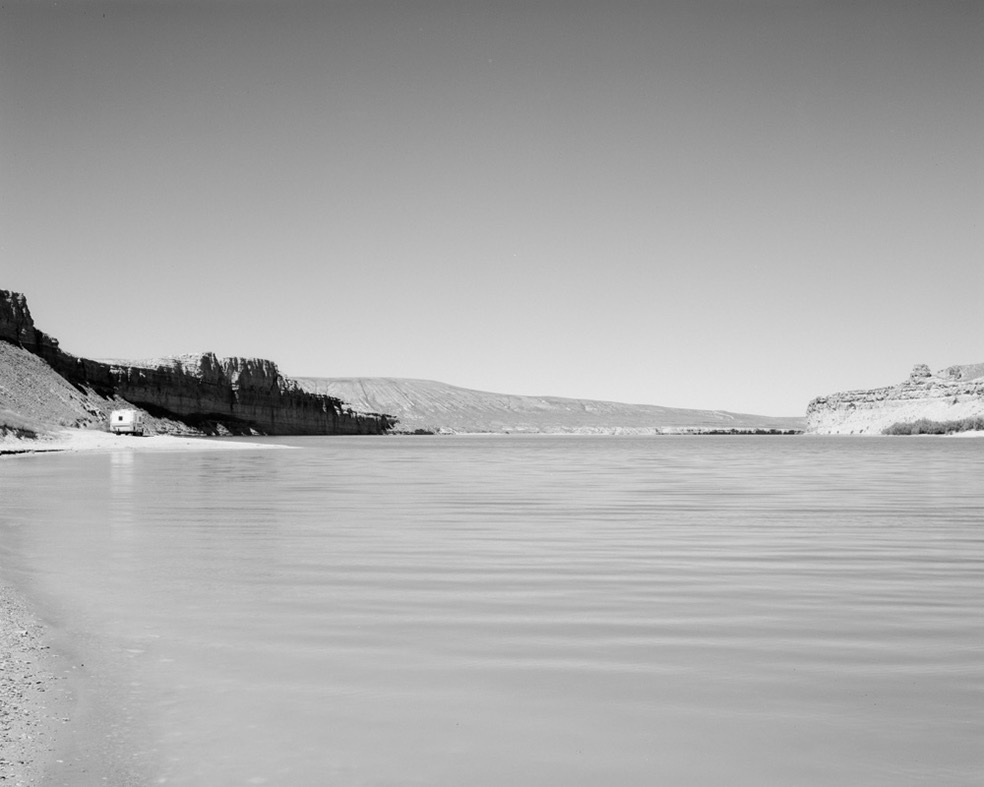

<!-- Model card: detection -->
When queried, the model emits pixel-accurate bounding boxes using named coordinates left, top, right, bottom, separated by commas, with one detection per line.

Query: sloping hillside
left=0, top=340, right=192, bottom=438
left=1, top=340, right=119, bottom=435
left=293, top=377, right=804, bottom=434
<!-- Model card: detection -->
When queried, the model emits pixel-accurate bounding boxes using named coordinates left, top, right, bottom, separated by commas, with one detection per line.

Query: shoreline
left=3, top=428, right=980, bottom=458
left=0, top=427, right=291, bottom=784
left=3, top=425, right=981, bottom=783
left=0, top=428, right=290, bottom=457
left=0, top=581, right=72, bottom=786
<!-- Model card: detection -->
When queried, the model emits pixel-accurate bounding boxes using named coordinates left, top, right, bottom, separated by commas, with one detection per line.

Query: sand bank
left=0, top=428, right=289, bottom=456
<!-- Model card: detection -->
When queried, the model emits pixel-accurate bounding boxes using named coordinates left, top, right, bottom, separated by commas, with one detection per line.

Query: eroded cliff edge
left=806, top=363, right=984, bottom=435
left=0, top=289, right=393, bottom=436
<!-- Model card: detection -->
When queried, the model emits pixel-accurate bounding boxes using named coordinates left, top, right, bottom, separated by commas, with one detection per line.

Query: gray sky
left=2, top=1, right=981, bottom=416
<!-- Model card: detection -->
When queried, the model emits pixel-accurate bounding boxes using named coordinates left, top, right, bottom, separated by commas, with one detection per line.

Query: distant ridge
left=293, top=377, right=805, bottom=434
left=1, top=287, right=804, bottom=438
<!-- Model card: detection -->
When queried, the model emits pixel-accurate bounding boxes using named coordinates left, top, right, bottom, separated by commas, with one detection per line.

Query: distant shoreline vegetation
left=883, top=417, right=984, bottom=435
left=388, top=428, right=805, bottom=436
left=689, top=428, right=803, bottom=436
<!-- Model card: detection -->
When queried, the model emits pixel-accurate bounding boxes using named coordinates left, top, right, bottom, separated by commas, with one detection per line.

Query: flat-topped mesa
left=0, top=289, right=393, bottom=435
left=806, top=363, right=984, bottom=435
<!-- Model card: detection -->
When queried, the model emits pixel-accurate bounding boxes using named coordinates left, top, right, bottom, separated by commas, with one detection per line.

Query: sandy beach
left=0, top=428, right=290, bottom=457
left=0, top=582, right=70, bottom=787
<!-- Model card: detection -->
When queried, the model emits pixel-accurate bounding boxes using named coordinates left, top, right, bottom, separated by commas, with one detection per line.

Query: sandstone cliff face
left=0, top=290, right=61, bottom=357
left=0, top=289, right=392, bottom=436
left=107, top=353, right=392, bottom=435
left=806, top=364, right=984, bottom=434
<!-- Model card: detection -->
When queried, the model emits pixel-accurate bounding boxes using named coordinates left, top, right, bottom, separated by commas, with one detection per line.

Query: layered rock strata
left=0, top=290, right=62, bottom=358
left=807, top=363, right=984, bottom=434
left=0, top=289, right=392, bottom=435
left=105, top=353, right=392, bottom=435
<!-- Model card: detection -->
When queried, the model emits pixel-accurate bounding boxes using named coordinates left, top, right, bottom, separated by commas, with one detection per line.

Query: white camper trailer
left=109, top=409, right=145, bottom=436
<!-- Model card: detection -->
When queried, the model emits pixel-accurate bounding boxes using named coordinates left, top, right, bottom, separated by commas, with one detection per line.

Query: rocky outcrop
left=0, top=289, right=393, bottom=436
left=806, top=363, right=984, bottom=434
left=0, top=290, right=62, bottom=359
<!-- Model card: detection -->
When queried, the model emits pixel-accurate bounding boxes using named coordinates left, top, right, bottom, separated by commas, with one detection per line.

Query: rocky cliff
left=806, top=363, right=984, bottom=434
left=0, top=289, right=393, bottom=436
left=0, top=290, right=62, bottom=359
left=105, top=353, right=392, bottom=435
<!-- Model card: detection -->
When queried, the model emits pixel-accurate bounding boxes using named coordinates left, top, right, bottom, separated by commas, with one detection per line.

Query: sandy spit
left=0, top=428, right=290, bottom=456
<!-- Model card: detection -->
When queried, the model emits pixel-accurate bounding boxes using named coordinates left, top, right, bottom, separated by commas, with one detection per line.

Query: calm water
left=1, top=436, right=982, bottom=786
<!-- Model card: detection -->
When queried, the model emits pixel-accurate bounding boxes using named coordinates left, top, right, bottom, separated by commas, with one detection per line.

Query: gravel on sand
left=0, top=583, right=70, bottom=786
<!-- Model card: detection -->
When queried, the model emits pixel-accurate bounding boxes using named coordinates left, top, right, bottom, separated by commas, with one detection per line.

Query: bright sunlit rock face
left=807, top=363, right=984, bottom=434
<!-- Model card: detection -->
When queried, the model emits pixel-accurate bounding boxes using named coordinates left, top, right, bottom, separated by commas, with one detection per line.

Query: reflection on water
left=1, top=436, right=983, bottom=786
left=109, top=451, right=135, bottom=533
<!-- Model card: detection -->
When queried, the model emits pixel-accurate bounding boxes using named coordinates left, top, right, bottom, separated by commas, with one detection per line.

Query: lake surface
left=1, top=436, right=982, bottom=786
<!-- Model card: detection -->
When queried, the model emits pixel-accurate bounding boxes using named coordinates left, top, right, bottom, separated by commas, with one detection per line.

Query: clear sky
left=2, top=1, right=981, bottom=416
